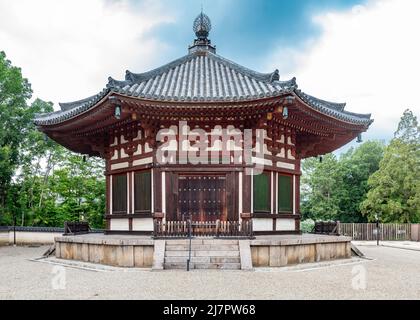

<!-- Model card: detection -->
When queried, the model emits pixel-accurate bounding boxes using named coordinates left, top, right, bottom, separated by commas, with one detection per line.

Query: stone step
left=164, top=256, right=241, bottom=264
left=165, top=250, right=240, bottom=257
left=165, top=239, right=239, bottom=245
left=194, top=250, right=240, bottom=257
left=165, top=244, right=239, bottom=251
left=210, top=257, right=241, bottom=264
left=202, top=240, right=239, bottom=245
left=165, top=250, right=189, bottom=257
left=194, top=263, right=241, bottom=270
left=165, top=256, right=211, bottom=264
left=164, top=263, right=189, bottom=270
left=164, top=263, right=241, bottom=270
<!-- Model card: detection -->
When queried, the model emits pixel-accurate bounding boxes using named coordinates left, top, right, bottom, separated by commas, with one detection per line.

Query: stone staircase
left=164, top=239, right=242, bottom=270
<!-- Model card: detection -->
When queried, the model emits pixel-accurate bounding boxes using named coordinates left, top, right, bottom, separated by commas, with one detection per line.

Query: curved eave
left=34, top=88, right=373, bottom=129
left=33, top=88, right=296, bottom=127
left=34, top=88, right=112, bottom=126
left=294, top=89, right=373, bottom=128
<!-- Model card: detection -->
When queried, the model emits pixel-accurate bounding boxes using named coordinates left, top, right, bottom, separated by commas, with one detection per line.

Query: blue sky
left=136, top=0, right=366, bottom=70
left=0, top=0, right=419, bottom=154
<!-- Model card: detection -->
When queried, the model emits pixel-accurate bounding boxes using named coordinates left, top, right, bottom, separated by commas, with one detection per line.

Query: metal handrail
left=187, top=215, right=192, bottom=271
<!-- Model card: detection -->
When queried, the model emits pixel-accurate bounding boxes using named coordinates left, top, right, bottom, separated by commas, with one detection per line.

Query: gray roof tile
left=34, top=50, right=372, bottom=126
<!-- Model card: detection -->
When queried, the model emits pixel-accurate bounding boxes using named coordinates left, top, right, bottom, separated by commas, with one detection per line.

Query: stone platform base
left=250, top=234, right=351, bottom=267
left=54, top=234, right=352, bottom=269
left=55, top=234, right=154, bottom=268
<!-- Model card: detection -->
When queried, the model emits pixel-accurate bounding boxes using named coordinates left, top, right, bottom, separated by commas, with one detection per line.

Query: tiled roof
left=34, top=50, right=373, bottom=126
left=107, top=52, right=294, bottom=102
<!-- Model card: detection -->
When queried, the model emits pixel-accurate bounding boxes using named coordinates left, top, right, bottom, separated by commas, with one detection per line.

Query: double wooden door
left=178, top=175, right=227, bottom=222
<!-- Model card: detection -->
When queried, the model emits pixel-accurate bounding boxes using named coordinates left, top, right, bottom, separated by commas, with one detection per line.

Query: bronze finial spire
left=189, top=10, right=215, bottom=53
left=193, top=11, right=212, bottom=40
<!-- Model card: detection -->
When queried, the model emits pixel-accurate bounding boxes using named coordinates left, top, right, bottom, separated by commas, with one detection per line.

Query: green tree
left=301, top=141, right=384, bottom=222
left=0, top=51, right=32, bottom=212
left=361, top=110, right=420, bottom=222
left=301, top=154, right=341, bottom=221
left=335, top=140, right=384, bottom=222
left=0, top=51, right=106, bottom=228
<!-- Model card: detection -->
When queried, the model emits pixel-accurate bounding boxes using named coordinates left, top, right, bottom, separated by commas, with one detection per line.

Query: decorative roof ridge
left=340, top=109, right=372, bottom=120
left=273, top=77, right=297, bottom=89
left=59, top=94, right=100, bottom=111
left=117, top=51, right=281, bottom=87
left=34, top=88, right=111, bottom=124
left=124, top=54, right=194, bottom=84
left=295, top=89, right=346, bottom=111
left=206, top=51, right=280, bottom=83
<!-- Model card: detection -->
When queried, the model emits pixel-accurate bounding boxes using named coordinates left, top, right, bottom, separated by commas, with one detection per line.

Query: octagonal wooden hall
left=34, top=13, right=373, bottom=237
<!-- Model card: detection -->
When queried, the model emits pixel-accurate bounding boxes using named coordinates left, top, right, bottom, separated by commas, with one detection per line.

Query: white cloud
left=0, top=0, right=174, bottom=107
left=266, top=0, right=420, bottom=144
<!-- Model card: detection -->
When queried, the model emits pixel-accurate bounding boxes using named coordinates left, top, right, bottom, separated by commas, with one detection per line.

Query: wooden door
left=178, top=175, right=227, bottom=222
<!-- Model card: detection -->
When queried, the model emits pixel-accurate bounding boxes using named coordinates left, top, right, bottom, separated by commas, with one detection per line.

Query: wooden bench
left=64, top=221, right=91, bottom=235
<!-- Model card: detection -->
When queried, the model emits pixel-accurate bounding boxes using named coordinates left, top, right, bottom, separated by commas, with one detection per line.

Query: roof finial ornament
left=193, top=11, right=212, bottom=40
left=189, top=10, right=216, bottom=54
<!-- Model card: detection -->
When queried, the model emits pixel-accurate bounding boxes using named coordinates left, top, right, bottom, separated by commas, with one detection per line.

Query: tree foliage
left=0, top=52, right=105, bottom=228
left=0, top=51, right=32, bottom=208
left=301, top=141, right=385, bottom=222
left=361, top=110, right=420, bottom=223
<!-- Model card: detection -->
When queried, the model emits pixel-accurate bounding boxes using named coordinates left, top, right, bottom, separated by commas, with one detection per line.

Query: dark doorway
left=177, top=175, right=227, bottom=222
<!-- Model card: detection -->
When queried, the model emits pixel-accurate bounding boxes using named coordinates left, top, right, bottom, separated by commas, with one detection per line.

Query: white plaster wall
left=133, top=130, right=142, bottom=141
left=253, top=141, right=271, bottom=155
left=144, top=143, right=153, bottom=153
left=6, top=231, right=62, bottom=244
left=276, top=162, right=295, bottom=170
left=110, top=219, right=129, bottom=231
left=132, top=218, right=154, bottom=232
left=133, top=157, right=153, bottom=167
left=110, top=137, right=118, bottom=147
left=252, top=157, right=273, bottom=166
left=120, top=134, right=128, bottom=144
left=121, top=148, right=129, bottom=158
left=134, top=144, right=142, bottom=156
left=0, top=231, right=9, bottom=245
left=111, top=162, right=129, bottom=170
left=276, top=148, right=286, bottom=158
left=253, top=218, right=273, bottom=232
left=287, top=149, right=295, bottom=160
left=111, top=150, right=118, bottom=160
left=276, top=219, right=296, bottom=231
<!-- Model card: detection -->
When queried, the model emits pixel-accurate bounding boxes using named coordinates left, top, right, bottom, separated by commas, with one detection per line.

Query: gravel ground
left=0, top=244, right=419, bottom=300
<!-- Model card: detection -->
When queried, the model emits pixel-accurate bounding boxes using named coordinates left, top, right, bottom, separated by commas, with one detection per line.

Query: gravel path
left=1, top=244, right=419, bottom=300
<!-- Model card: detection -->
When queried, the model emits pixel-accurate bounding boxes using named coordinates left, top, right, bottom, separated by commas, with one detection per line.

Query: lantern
left=282, top=106, right=289, bottom=120
left=114, top=105, right=121, bottom=120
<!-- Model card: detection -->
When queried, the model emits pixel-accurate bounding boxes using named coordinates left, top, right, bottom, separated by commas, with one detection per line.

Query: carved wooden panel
left=177, top=175, right=227, bottom=222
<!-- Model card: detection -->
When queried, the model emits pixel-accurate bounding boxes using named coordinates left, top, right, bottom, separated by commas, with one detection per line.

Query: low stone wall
left=250, top=235, right=351, bottom=267
left=55, top=235, right=154, bottom=268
